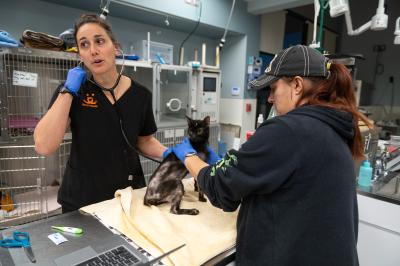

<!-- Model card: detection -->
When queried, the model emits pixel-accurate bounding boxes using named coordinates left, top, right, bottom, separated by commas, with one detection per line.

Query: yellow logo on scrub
left=82, top=93, right=98, bottom=108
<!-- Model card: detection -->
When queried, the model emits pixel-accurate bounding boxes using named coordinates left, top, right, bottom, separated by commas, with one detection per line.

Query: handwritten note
left=12, top=70, right=38, bottom=88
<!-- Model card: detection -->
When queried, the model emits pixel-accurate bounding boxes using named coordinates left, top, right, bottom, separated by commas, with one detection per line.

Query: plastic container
left=137, top=40, right=173, bottom=64
left=358, top=160, right=373, bottom=187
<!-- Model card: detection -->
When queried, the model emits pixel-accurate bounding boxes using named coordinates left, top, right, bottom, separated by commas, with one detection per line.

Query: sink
left=374, top=172, right=400, bottom=199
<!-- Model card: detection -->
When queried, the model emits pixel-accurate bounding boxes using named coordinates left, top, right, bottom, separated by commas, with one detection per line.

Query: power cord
left=219, top=0, right=236, bottom=50
left=372, top=44, right=385, bottom=88
left=373, top=79, right=393, bottom=106
left=178, top=0, right=202, bottom=65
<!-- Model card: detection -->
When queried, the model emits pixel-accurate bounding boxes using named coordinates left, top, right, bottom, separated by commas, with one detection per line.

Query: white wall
left=220, top=98, right=257, bottom=144
left=259, top=11, right=286, bottom=54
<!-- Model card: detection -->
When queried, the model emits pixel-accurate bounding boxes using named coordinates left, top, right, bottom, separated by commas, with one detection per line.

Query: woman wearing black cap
left=171, top=45, right=371, bottom=265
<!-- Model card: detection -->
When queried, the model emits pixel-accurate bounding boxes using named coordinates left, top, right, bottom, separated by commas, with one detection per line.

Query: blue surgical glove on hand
left=162, top=147, right=173, bottom=158
left=172, top=138, right=197, bottom=162
left=206, top=145, right=221, bottom=164
left=64, top=66, right=87, bottom=96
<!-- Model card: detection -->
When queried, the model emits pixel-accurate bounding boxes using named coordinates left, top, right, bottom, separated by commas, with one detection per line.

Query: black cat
left=144, top=116, right=210, bottom=215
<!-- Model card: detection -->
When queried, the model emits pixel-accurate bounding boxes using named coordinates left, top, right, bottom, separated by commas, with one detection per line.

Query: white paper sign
left=247, top=65, right=253, bottom=74
left=164, top=129, right=174, bottom=139
left=48, top=232, right=68, bottom=245
left=12, top=70, right=38, bottom=88
left=231, top=87, right=240, bottom=96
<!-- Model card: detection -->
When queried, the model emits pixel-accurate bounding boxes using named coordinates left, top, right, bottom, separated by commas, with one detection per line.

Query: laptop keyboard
left=75, top=245, right=141, bottom=266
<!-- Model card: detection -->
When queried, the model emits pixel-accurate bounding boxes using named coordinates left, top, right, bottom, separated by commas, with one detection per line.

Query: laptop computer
left=0, top=211, right=159, bottom=266
left=55, top=233, right=148, bottom=266
left=70, top=243, right=186, bottom=266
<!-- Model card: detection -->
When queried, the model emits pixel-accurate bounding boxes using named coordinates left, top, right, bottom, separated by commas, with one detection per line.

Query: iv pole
left=310, top=0, right=329, bottom=53
left=317, top=0, right=329, bottom=52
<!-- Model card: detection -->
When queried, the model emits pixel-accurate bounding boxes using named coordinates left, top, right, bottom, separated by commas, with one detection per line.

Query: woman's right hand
left=64, top=66, right=87, bottom=96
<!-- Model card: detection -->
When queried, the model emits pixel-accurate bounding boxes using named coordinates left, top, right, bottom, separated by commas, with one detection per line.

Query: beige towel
left=81, top=178, right=237, bottom=266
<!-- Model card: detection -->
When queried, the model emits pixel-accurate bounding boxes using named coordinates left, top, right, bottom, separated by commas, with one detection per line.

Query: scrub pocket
left=57, top=162, right=85, bottom=209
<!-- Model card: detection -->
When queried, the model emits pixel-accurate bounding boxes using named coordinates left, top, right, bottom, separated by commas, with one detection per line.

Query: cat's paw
left=199, top=196, right=207, bottom=202
left=190, top=209, right=200, bottom=215
left=171, top=208, right=200, bottom=215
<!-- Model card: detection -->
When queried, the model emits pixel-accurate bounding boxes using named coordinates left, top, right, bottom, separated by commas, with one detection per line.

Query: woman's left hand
left=206, top=146, right=221, bottom=164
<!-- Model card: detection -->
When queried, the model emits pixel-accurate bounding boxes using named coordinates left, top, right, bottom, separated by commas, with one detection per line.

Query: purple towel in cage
left=8, top=116, right=39, bottom=130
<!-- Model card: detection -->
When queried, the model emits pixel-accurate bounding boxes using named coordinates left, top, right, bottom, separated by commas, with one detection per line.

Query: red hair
left=294, top=63, right=372, bottom=160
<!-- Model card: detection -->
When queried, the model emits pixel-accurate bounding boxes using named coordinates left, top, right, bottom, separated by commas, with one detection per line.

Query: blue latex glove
left=0, top=31, right=20, bottom=45
left=206, top=145, right=221, bottom=164
left=64, top=66, right=87, bottom=96
left=172, top=138, right=197, bottom=162
left=0, top=41, right=20, bottom=48
left=162, top=147, right=173, bottom=158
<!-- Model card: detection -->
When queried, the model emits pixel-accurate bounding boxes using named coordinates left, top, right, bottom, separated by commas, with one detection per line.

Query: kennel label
left=13, top=70, right=38, bottom=88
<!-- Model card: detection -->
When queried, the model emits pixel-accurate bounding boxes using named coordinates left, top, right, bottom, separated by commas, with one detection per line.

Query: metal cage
left=0, top=47, right=78, bottom=141
left=0, top=48, right=76, bottom=226
left=0, top=141, right=71, bottom=227
left=0, top=47, right=220, bottom=226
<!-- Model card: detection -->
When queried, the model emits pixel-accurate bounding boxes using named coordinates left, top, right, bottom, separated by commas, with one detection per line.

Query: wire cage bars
left=0, top=47, right=220, bottom=226
left=0, top=48, right=76, bottom=226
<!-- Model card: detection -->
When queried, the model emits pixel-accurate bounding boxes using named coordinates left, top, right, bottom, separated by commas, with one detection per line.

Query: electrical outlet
left=373, top=44, right=386, bottom=52
left=185, top=0, right=199, bottom=6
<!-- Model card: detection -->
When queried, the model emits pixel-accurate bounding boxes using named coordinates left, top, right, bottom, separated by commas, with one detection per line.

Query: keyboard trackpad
left=55, top=246, right=97, bottom=266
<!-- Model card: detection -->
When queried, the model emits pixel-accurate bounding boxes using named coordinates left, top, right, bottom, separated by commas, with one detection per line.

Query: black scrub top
left=50, top=79, right=157, bottom=210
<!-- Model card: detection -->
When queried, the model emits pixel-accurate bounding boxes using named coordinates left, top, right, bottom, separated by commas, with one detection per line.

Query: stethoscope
left=80, top=50, right=162, bottom=163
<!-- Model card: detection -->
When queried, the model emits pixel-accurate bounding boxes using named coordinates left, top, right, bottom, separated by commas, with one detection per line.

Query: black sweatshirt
left=198, top=105, right=359, bottom=266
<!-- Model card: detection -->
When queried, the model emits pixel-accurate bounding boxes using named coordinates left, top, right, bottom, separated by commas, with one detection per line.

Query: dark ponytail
left=74, top=14, right=118, bottom=48
left=298, top=63, right=372, bottom=161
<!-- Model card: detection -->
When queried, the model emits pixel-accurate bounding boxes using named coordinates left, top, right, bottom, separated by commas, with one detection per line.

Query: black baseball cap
left=249, top=45, right=329, bottom=90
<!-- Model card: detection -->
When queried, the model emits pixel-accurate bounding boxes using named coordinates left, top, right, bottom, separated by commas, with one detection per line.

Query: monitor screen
left=203, top=77, right=216, bottom=92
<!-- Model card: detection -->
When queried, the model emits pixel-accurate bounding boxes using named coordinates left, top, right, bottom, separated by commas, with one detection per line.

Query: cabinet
left=357, top=194, right=400, bottom=266
left=155, top=64, right=192, bottom=128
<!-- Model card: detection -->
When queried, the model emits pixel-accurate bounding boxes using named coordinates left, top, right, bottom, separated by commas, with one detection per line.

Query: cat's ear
left=185, top=115, right=193, bottom=125
left=203, top=116, right=210, bottom=125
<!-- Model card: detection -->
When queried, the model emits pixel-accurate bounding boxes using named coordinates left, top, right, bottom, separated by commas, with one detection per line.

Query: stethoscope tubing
left=79, top=50, right=162, bottom=164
